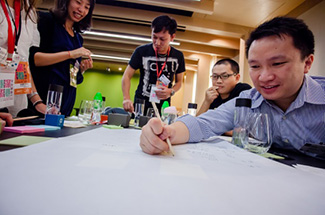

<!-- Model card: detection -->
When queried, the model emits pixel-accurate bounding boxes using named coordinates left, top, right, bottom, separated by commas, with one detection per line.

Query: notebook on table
left=3, top=126, right=45, bottom=134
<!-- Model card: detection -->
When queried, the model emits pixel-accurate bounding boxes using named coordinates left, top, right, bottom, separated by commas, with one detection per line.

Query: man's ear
left=170, top=34, right=176, bottom=41
left=235, top=73, right=240, bottom=82
left=304, top=54, right=314, bottom=74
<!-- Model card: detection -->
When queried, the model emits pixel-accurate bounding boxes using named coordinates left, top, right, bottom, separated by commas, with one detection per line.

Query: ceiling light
left=91, top=54, right=130, bottom=62
left=84, top=31, right=180, bottom=46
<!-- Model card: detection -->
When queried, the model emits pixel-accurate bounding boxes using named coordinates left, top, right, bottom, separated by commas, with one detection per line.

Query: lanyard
left=0, top=0, right=21, bottom=60
left=155, top=46, right=170, bottom=79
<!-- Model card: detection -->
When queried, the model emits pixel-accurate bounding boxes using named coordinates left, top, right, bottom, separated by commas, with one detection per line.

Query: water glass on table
left=78, top=100, right=93, bottom=124
left=243, top=113, right=272, bottom=154
left=146, top=108, right=156, bottom=117
left=134, top=99, right=145, bottom=127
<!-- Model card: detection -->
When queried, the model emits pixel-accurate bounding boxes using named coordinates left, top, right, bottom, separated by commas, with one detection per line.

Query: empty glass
left=146, top=108, right=156, bottom=117
left=243, top=113, right=272, bottom=154
left=134, top=98, right=145, bottom=127
left=78, top=100, right=93, bottom=124
left=46, top=84, right=63, bottom=115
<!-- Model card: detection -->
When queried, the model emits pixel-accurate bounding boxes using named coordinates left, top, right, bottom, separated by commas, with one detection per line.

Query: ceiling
left=37, top=0, right=323, bottom=72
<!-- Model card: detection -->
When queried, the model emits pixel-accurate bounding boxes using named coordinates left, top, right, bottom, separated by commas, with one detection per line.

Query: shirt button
left=283, top=139, right=289, bottom=143
left=282, top=116, right=287, bottom=120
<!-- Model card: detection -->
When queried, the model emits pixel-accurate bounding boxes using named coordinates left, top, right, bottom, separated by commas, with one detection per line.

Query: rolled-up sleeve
left=177, top=98, right=236, bottom=143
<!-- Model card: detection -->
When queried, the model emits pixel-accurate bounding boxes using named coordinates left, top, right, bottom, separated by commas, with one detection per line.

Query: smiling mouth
left=262, top=85, right=279, bottom=89
left=73, top=12, right=83, bottom=19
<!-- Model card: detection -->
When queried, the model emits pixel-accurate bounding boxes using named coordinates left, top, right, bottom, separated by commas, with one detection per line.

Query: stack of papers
left=3, top=126, right=45, bottom=134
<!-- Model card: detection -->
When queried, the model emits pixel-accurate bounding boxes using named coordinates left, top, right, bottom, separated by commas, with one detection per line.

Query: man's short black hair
left=151, top=15, right=177, bottom=36
left=214, top=58, right=240, bottom=74
left=246, top=16, right=315, bottom=60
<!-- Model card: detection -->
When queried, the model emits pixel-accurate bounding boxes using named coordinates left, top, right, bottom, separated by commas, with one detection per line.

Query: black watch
left=170, top=89, right=175, bottom=96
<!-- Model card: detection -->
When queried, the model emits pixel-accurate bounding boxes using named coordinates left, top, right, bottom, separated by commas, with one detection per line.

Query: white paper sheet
left=0, top=127, right=324, bottom=215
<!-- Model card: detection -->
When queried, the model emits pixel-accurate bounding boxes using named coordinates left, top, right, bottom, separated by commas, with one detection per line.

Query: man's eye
left=273, top=62, right=287, bottom=66
left=250, top=65, right=259, bottom=69
left=221, top=75, right=228, bottom=78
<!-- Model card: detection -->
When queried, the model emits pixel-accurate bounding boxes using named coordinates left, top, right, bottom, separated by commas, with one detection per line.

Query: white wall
left=299, top=1, right=325, bottom=77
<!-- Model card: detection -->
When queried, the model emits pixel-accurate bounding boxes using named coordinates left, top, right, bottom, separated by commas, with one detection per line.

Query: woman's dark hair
left=51, top=0, right=95, bottom=32
left=151, top=15, right=177, bottom=36
left=246, top=16, right=315, bottom=60
left=214, top=58, right=240, bottom=74
left=22, top=0, right=38, bottom=22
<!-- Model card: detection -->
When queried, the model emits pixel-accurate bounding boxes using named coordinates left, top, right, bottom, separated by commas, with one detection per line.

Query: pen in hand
left=151, top=101, right=175, bottom=156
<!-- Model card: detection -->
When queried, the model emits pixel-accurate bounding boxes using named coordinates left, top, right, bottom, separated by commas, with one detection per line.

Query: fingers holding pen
left=140, top=118, right=169, bottom=154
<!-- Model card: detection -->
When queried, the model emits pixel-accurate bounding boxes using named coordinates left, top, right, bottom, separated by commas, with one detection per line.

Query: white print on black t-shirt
left=142, top=56, right=179, bottom=97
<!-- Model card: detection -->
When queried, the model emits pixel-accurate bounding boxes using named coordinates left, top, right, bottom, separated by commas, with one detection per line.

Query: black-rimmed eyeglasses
left=210, top=73, right=236, bottom=81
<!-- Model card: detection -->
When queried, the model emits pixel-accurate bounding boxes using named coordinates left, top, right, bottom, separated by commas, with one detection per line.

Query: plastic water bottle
left=187, top=103, right=197, bottom=116
left=231, top=98, right=252, bottom=148
left=163, top=106, right=178, bottom=125
left=101, top=96, right=106, bottom=113
left=161, top=101, right=169, bottom=121
left=91, top=92, right=103, bottom=124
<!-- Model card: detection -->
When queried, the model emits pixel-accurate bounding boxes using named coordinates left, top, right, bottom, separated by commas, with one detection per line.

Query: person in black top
left=29, top=0, right=95, bottom=116
left=197, top=58, right=251, bottom=116
left=121, top=15, right=186, bottom=114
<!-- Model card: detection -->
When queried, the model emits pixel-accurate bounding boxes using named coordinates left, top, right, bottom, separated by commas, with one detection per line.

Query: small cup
left=243, top=113, right=272, bottom=154
left=146, top=108, right=156, bottom=117
left=46, top=84, right=63, bottom=115
left=78, top=100, right=93, bottom=124
left=134, top=98, right=145, bottom=127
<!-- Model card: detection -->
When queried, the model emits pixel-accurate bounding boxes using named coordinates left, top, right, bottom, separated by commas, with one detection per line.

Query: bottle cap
left=188, top=103, right=197, bottom=109
left=48, top=84, right=63, bottom=93
left=94, top=92, right=103, bottom=101
left=235, top=98, right=251, bottom=107
left=162, top=101, right=170, bottom=109
left=163, top=106, right=177, bottom=114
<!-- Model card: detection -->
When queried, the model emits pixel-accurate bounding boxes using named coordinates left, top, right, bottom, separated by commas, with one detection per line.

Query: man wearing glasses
left=139, top=16, right=325, bottom=158
left=196, top=59, right=251, bottom=116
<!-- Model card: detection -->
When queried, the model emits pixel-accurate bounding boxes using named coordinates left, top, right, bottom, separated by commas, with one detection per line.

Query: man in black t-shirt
left=122, top=15, right=185, bottom=114
left=197, top=58, right=251, bottom=116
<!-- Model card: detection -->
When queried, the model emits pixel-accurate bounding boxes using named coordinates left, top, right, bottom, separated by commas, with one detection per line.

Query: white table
left=0, top=127, right=324, bottom=215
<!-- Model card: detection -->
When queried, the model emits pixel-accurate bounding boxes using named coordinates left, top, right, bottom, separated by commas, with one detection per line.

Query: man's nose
left=216, top=76, right=223, bottom=83
left=259, top=67, right=275, bottom=82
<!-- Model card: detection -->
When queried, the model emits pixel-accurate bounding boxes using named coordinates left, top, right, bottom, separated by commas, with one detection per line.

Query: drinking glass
left=78, top=100, right=93, bottom=124
left=134, top=99, right=145, bottom=127
left=243, top=113, right=272, bottom=154
left=146, top=108, right=156, bottom=117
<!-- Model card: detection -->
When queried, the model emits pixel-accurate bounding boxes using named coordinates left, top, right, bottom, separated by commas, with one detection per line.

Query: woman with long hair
left=0, top=0, right=46, bottom=121
left=30, top=0, right=95, bottom=116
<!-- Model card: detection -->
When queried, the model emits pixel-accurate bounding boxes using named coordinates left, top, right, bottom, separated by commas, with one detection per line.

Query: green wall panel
left=72, top=70, right=139, bottom=116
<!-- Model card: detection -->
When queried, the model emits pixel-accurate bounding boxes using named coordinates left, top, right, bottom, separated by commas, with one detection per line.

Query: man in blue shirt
left=139, top=17, right=325, bottom=158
